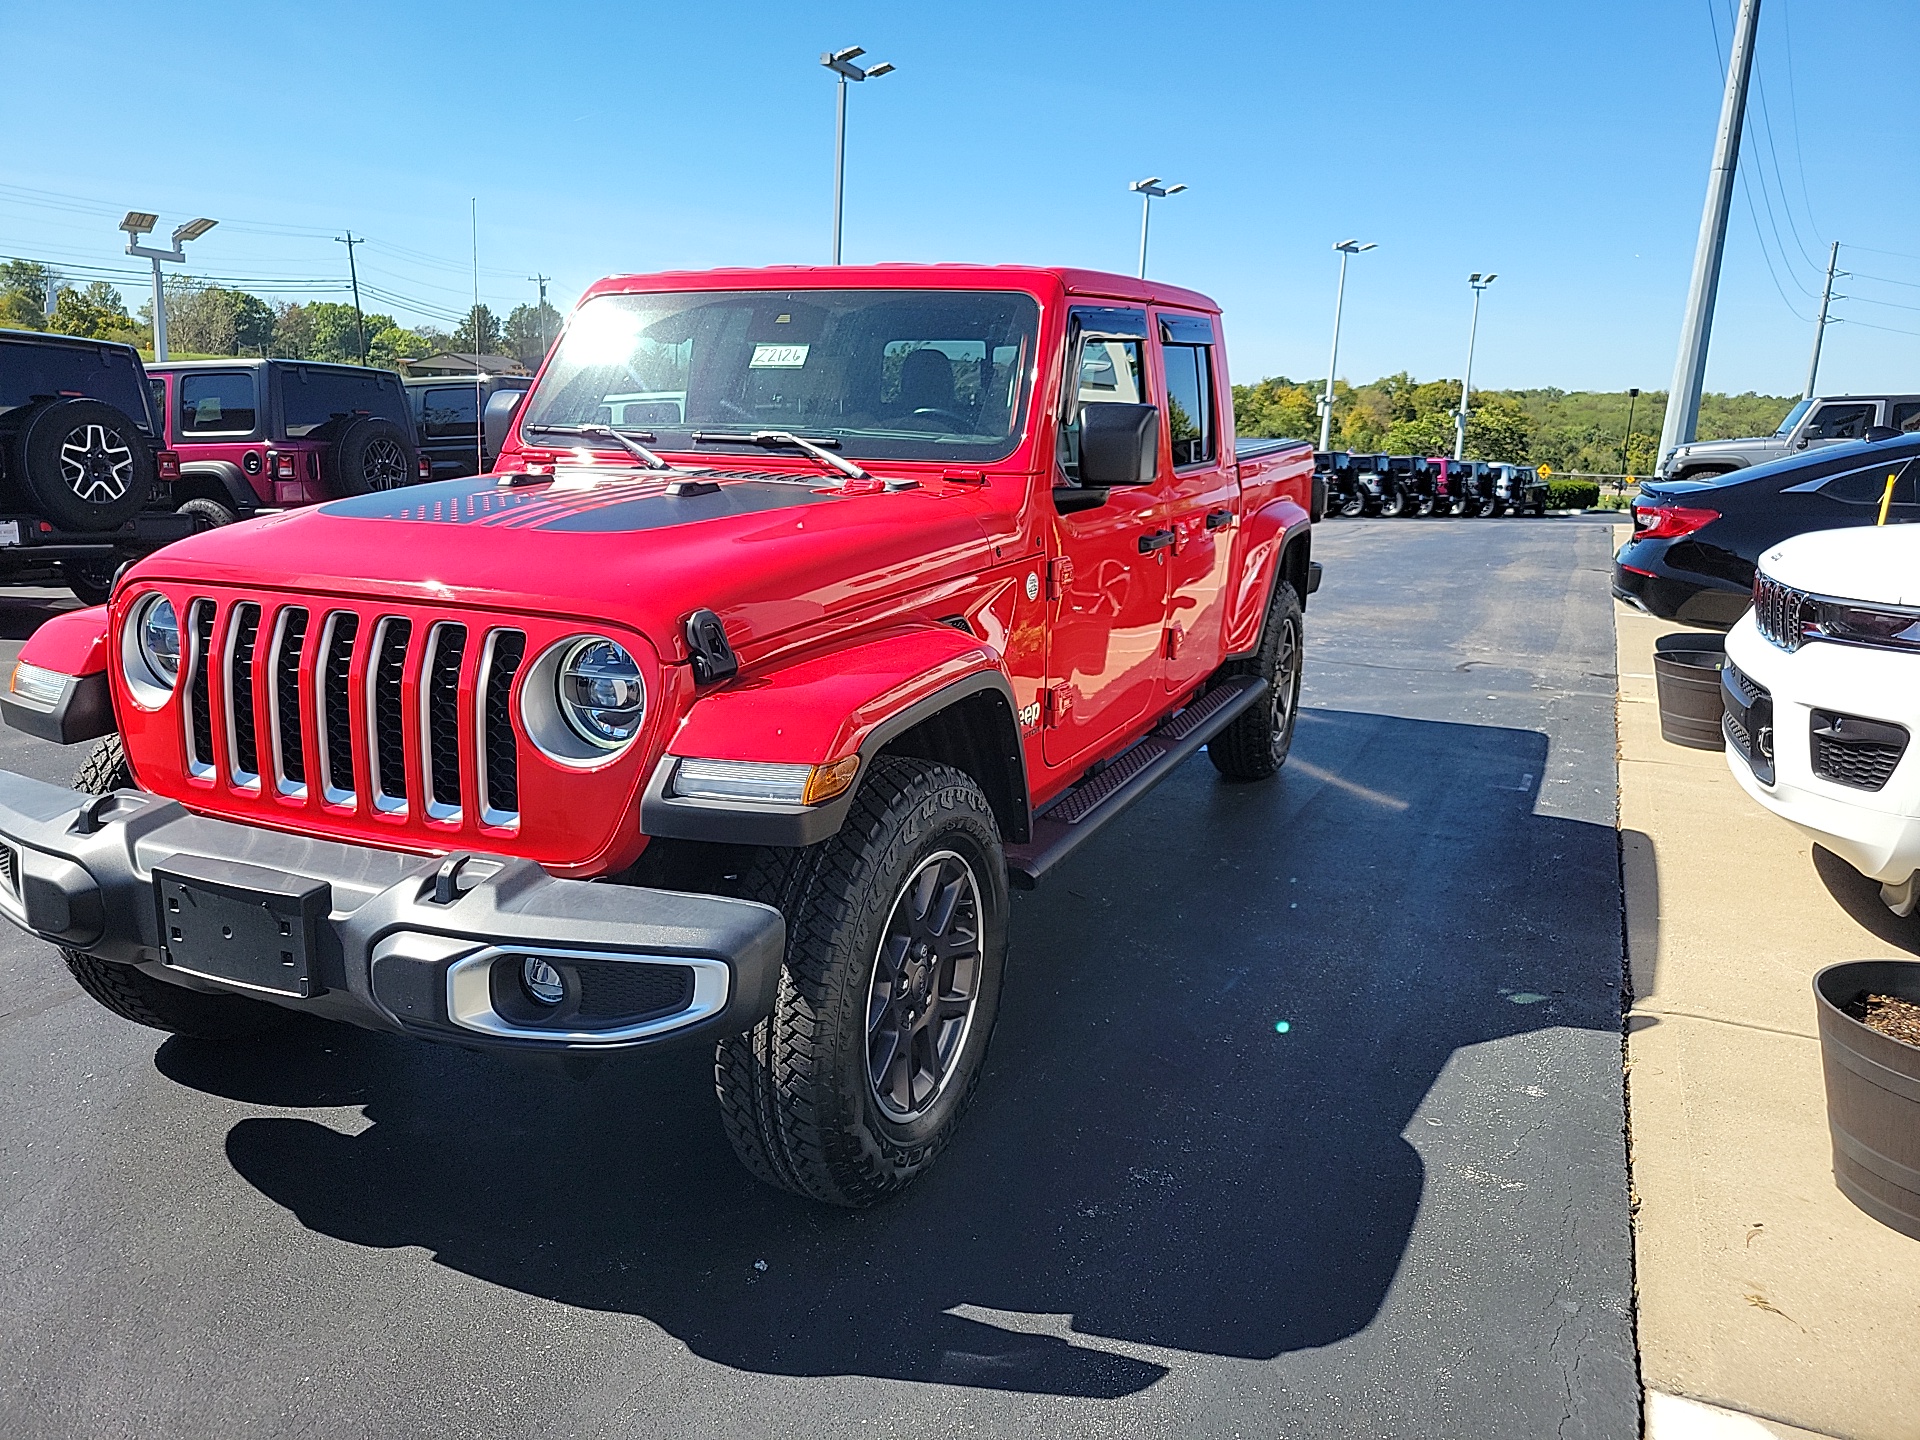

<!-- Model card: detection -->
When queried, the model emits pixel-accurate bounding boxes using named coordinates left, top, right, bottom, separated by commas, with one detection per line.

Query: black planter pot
left=1652, top=631, right=1727, bottom=751
left=1814, top=959, right=1920, bottom=1240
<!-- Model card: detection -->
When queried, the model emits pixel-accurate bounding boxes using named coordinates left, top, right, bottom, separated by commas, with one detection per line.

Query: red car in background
left=146, top=359, right=426, bottom=526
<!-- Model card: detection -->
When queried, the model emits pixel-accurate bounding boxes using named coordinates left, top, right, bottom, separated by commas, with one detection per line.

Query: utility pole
left=1805, top=240, right=1843, bottom=399
left=1658, top=0, right=1762, bottom=470
left=528, top=274, right=552, bottom=360
left=335, top=232, right=366, bottom=366
left=1454, top=272, right=1497, bottom=461
left=1620, top=387, right=1641, bottom=491
left=1319, top=240, right=1375, bottom=451
left=820, top=47, right=895, bottom=265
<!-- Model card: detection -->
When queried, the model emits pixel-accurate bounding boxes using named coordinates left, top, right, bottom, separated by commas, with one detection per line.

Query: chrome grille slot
left=318, top=612, right=359, bottom=804
left=368, top=618, right=413, bottom=812
left=224, top=603, right=262, bottom=788
left=423, top=623, right=467, bottom=819
left=185, top=600, right=215, bottom=778
left=271, top=608, right=309, bottom=794
left=479, top=629, right=525, bottom=824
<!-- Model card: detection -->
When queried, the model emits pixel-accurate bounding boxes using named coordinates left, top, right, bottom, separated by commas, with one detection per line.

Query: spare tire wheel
left=16, top=398, right=153, bottom=531
left=329, top=416, right=416, bottom=496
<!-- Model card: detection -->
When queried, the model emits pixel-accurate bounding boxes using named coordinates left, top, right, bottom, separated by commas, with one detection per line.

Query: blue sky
left=4, top=0, right=1918, bottom=397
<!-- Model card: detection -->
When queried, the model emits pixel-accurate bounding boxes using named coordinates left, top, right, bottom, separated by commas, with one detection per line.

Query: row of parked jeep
left=1314, top=451, right=1548, bottom=519
left=0, top=328, right=528, bottom=603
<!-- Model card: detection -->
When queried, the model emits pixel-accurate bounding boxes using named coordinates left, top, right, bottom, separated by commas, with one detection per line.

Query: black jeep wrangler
left=0, top=330, right=192, bottom=605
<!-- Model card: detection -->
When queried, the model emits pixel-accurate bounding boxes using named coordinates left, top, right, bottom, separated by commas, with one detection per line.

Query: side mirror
left=1079, top=402, right=1159, bottom=486
left=1866, top=425, right=1902, bottom=444
left=483, top=388, right=527, bottom=459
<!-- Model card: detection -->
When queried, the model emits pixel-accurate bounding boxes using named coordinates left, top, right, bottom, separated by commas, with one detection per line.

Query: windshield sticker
left=749, top=343, right=809, bottom=369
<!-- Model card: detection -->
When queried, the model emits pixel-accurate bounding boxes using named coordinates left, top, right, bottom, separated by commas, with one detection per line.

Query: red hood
left=123, top=467, right=1010, bottom=664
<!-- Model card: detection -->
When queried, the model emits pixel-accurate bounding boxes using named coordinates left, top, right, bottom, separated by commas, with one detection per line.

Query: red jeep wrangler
left=0, top=266, right=1316, bottom=1206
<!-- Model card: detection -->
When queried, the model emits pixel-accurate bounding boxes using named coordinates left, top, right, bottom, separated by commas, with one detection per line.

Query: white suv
left=1724, top=525, right=1920, bottom=913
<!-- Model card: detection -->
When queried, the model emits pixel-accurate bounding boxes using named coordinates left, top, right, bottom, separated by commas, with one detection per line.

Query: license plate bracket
left=154, top=856, right=330, bottom=998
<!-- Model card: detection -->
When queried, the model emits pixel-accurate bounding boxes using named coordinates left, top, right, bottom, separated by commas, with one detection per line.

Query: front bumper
left=0, top=768, right=784, bottom=1050
left=1723, top=618, right=1920, bottom=884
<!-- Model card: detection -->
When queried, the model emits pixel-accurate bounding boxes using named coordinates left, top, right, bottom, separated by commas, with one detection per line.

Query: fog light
left=522, top=956, right=565, bottom=1006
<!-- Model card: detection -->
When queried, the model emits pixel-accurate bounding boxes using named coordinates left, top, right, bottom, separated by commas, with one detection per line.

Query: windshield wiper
left=524, top=422, right=671, bottom=470
left=690, top=429, right=869, bottom=482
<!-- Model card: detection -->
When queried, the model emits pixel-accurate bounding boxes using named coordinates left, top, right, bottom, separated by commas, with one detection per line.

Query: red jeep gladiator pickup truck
left=0, top=265, right=1316, bottom=1206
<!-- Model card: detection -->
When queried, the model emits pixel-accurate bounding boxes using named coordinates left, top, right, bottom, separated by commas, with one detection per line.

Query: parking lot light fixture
left=821, top=46, right=896, bottom=265
left=1454, top=272, right=1497, bottom=461
left=121, top=211, right=217, bottom=362
left=1131, top=178, right=1187, bottom=279
left=1319, top=240, right=1376, bottom=451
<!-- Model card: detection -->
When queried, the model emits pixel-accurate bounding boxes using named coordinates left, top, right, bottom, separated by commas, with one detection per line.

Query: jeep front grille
left=1754, top=575, right=1809, bottom=651
left=172, top=595, right=525, bottom=831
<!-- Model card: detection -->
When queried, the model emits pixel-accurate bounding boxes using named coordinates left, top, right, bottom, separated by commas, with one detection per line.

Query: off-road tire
left=58, top=734, right=289, bottom=1041
left=178, top=497, right=237, bottom=531
left=1337, top=489, right=1366, bottom=518
left=1209, top=581, right=1303, bottom=782
left=15, top=398, right=153, bottom=531
left=328, top=417, right=417, bottom=497
left=714, top=756, right=1009, bottom=1207
left=63, top=559, right=120, bottom=607
left=1378, top=487, right=1406, bottom=518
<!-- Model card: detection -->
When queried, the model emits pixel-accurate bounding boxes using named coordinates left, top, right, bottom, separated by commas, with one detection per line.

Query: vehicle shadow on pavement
left=1811, top=845, right=1920, bottom=956
left=157, top=706, right=1623, bottom=1399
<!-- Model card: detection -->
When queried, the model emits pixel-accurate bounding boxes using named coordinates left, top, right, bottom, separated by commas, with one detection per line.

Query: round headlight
left=137, top=596, right=180, bottom=687
left=557, top=638, right=644, bottom=748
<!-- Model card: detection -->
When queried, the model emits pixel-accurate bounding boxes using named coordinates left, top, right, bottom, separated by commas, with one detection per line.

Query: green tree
left=502, top=301, right=563, bottom=368
left=1231, top=377, right=1320, bottom=440
left=53, top=282, right=144, bottom=345
left=368, top=323, right=436, bottom=369
left=0, top=260, right=56, bottom=329
left=231, top=291, right=275, bottom=355
left=453, top=304, right=501, bottom=355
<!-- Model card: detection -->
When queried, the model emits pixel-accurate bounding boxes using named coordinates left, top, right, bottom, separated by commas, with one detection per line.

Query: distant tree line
left=1233, top=370, right=1798, bottom=474
left=0, top=259, right=561, bottom=371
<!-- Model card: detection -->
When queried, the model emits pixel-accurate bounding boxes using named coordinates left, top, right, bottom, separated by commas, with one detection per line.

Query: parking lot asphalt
left=0, top=521, right=1639, bottom=1440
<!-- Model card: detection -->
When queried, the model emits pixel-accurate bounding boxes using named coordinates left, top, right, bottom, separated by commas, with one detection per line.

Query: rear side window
left=1806, top=403, right=1875, bottom=441
left=422, top=386, right=478, bottom=439
left=280, top=367, right=408, bottom=437
left=1818, top=457, right=1919, bottom=506
left=1892, top=402, right=1920, bottom=433
left=1160, top=337, right=1216, bottom=467
left=179, top=371, right=258, bottom=434
left=0, top=341, right=155, bottom=432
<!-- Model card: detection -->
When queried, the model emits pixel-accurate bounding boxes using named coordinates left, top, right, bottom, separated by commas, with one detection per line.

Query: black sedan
left=1613, top=434, right=1920, bottom=627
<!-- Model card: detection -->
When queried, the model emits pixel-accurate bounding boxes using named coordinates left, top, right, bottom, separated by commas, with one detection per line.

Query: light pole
left=1620, top=387, right=1641, bottom=492
left=1453, top=271, right=1497, bottom=461
left=121, top=212, right=216, bottom=361
left=1130, top=177, right=1186, bottom=279
left=1318, top=239, right=1375, bottom=451
left=820, top=46, right=895, bottom=265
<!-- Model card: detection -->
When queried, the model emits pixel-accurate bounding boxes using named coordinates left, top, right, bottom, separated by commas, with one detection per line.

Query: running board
left=1004, top=675, right=1269, bottom=889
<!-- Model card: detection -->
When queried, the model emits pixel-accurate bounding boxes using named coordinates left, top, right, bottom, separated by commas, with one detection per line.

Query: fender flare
left=177, top=460, right=259, bottom=514
left=1222, top=498, right=1313, bottom=658
left=640, top=625, right=1029, bottom=848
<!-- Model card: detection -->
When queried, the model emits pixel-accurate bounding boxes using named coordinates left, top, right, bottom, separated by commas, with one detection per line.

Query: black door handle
left=1205, top=508, right=1234, bottom=531
left=1138, top=528, right=1175, bottom=554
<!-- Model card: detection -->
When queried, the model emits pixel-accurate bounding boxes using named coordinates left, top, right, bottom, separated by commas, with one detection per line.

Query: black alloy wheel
left=363, top=436, right=409, bottom=490
left=866, top=849, right=985, bottom=1122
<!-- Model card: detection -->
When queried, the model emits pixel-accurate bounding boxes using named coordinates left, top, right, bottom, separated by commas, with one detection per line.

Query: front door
left=1154, top=311, right=1239, bottom=694
left=1043, top=307, right=1170, bottom=769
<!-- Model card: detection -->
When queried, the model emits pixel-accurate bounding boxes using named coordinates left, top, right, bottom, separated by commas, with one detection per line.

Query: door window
left=179, top=371, right=258, bottom=434
left=1057, top=307, right=1150, bottom=486
left=1161, top=343, right=1216, bottom=467
left=1805, top=403, right=1875, bottom=441
left=422, top=386, right=479, bottom=439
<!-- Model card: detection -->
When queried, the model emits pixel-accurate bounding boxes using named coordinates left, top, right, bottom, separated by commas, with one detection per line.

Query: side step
left=1004, top=674, right=1269, bottom=889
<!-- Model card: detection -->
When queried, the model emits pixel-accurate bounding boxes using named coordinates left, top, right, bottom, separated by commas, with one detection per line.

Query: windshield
left=1773, top=397, right=1815, bottom=436
left=524, top=289, right=1040, bottom=462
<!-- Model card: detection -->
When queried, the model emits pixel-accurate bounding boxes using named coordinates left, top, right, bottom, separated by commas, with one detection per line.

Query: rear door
left=1043, top=306, right=1171, bottom=769
left=1153, top=311, right=1238, bottom=694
